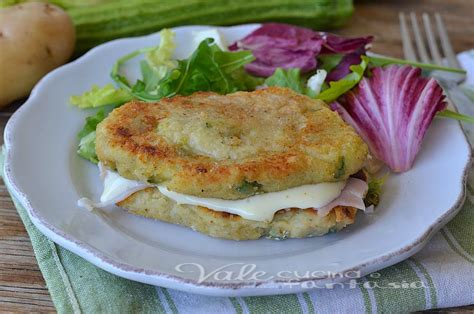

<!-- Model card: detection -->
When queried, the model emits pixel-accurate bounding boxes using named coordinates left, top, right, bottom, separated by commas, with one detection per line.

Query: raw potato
left=0, top=2, right=75, bottom=107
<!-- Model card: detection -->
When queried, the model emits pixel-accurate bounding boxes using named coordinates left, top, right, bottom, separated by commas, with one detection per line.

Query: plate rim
left=3, top=24, right=472, bottom=296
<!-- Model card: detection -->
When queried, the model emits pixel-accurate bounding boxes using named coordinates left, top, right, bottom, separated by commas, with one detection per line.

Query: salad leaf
left=265, top=68, right=306, bottom=94
left=112, top=38, right=255, bottom=101
left=317, top=56, right=369, bottom=103
left=140, top=39, right=255, bottom=100
left=368, top=55, right=466, bottom=74
left=230, top=23, right=373, bottom=77
left=318, top=55, right=343, bottom=73
left=139, top=60, right=163, bottom=93
left=264, top=68, right=326, bottom=97
left=214, top=50, right=255, bottom=74
left=111, top=48, right=148, bottom=94
left=332, top=65, right=447, bottom=172
left=70, top=84, right=132, bottom=108
left=110, top=29, right=178, bottom=99
left=143, top=28, right=178, bottom=88
left=230, top=68, right=265, bottom=91
left=326, top=48, right=364, bottom=82
left=145, top=28, right=177, bottom=70
left=77, top=109, right=108, bottom=163
left=438, top=109, right=474, bottom=124
left=321, top=33, right=373, bottom=54
left=229, top=23, right=323, bottom=77
left=157, top=39, right=232, bottom=97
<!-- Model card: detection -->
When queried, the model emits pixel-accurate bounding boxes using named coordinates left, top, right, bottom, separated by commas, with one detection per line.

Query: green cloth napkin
left=2, top=52, right=474, bottom=313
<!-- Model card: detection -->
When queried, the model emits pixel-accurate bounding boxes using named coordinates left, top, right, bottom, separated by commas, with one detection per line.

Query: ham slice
left=317, top=178, right=368, bottom=217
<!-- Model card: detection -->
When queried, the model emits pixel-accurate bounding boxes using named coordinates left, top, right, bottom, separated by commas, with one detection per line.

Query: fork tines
left=399, top=12, right=461, bottom=68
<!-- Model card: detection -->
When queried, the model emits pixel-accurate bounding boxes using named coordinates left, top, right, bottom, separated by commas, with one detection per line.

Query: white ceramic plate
left=3, top=24, right=471, bottom=297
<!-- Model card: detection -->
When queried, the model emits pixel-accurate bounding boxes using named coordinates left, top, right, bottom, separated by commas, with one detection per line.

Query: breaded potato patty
left=96, top=87, right=368, bottom=200
left=118, top=187, right=358, bottom=240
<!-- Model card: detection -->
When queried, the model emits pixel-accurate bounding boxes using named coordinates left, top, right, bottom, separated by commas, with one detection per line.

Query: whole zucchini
left=68, top=0, right=353, bottom=54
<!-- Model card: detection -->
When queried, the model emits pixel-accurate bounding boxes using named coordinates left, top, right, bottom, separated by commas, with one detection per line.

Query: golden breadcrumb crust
left=96, top=87, right=368, bottom=199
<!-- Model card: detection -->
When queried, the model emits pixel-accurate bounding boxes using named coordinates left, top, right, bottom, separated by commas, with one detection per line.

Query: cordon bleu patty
left=118, top=187, right=358, bottom=241
left=96, top=87, right=368, bottom=200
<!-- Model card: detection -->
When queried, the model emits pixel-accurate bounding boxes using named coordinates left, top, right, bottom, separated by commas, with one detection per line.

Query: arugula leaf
left=157, top=39, right=229, bottom=98
left=214, top=50, right=255, bottom=74
left=368, top=55, right=466, bottom=74
left=317, top=56, right=369, bottom=103
left=77, top=110, right=108, bottom=163
left=70, top=84, right=132, bottom=108
left=112, top=38, right=255, bottom=101
left=265, top=68, right=306, bottom=94
left=156, top=38, right=255, bottom=98
left=437, top=109, right=474, bottom=124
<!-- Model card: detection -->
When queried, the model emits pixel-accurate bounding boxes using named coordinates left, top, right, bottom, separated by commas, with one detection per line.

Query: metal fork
left=399, top=12, right=471, bottom=114
left=399, top=12, right=461, bottom=73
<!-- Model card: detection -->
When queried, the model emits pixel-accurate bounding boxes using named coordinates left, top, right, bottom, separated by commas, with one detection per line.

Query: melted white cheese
left=157, top=182, right=345, bottom=222
left=100, top=169, right=150, bottom=204
left=89, top=165, right=346, bottom=222
left=77, top=164, right=149, bottom=211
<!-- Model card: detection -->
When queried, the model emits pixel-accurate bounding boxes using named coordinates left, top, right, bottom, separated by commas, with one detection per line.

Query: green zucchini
left=69, top=0, right=353, bottom=53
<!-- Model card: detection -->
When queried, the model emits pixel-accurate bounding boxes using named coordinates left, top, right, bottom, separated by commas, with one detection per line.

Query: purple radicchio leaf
left=326, top=48, right=365, bottom=82
left=230, top=23, right=372, bottom=77
left=321, top=33, right=373, bottom=54
left=331, top=65, right=447, bottom=172
left=246, top=48, right=318, bottom=77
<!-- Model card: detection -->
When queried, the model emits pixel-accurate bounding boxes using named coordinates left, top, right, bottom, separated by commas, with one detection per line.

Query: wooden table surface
left=1, top=0, right=473, bottom=312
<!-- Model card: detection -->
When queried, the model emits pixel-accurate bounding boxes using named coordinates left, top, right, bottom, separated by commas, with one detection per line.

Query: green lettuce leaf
left=145, top=28, right=177, bottom=70
left=317, top=56, right=369, bottom=103
left=265, top=68, right=306, bottom=94
left=318, top=55, right=344, bottom=73
left=139, top=60, right=164, bottom=93
left=230, top=68, right=264, bottom=91
left=70, top=84, right=132, bottom=108
left=143, top=28, right=178, bottom=86
left=77, top=109, right=108, bottom=163
left=264, top=68, right=322, bottom=98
